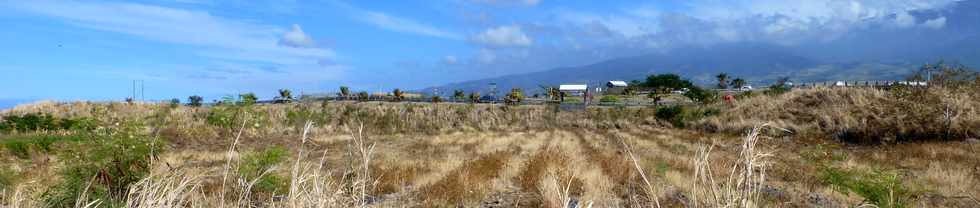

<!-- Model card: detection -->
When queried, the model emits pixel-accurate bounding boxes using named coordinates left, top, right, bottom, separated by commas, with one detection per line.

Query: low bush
left=1, top=135, right=85, bottom=159
left=238, top=146, right=290, bottom=196
left=656, top=105, right=719, bottom=128
left=41, top=130, right=162, bottom=207
left=0, top=113, right=97, bottom=133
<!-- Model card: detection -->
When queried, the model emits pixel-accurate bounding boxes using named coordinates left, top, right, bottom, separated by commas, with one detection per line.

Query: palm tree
left=277, top=89, right=293, bottom=103
left=731, top=78, right=747, bottom=89
left=392, top=88, right=405, bottom=102
left=453, top=90, right=465, bottom=101
left=339, top=86, right=351, bottom=100
left=716, top=73, right=730, bottom=89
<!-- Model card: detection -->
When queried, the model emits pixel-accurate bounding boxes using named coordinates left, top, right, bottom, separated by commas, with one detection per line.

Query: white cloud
left=894, top=11, right=917, bottom=28
left=328, top=1, right=462, bottom=40
left=472, top=25, right=532, bottom=48
left=362, top=11, right=463, bottom=40
left=923, top=16, right=947, bottom=29
left=279, top=24, right=316, bottom=48
left=444, top=56, right=459, bottom=65
left=7, top=1, right=335, bottom=66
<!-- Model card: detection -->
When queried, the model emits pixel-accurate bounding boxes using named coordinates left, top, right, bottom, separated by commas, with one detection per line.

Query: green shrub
left=41, top=132, right=162, bottom=207
left=599, top=95, right=619, bottom=103
left=238, top=146, right=290, bottom=196
left=655, top=106, right=719, bottom=128
left=0, top=113, right=97, bottom=133
left=1, top=135, right=85, bottom=159
left=655, top=106, right=684, bottom=126
left=820, top=167, right=916, bottom=208
left=683, top=86, right=718, bottom=104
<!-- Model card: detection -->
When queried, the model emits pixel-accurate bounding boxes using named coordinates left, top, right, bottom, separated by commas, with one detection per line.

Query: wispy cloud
left=5, top=1, right=335, bottom=66
left=329, top=0, right=463, bottom=40
left=472, top=25, right=533, bottom=48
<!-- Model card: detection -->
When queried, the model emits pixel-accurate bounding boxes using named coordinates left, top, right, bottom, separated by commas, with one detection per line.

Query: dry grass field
left=1, top=86, right=979, bottom=207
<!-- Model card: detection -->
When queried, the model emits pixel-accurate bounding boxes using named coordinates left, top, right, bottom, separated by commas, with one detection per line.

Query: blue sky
left=0, top=0, right=965, bottom=103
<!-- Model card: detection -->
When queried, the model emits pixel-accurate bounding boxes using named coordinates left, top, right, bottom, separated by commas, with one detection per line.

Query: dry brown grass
left=700, top=86, right=980, bottom=143
left=2, top=97, right=979, bottom=207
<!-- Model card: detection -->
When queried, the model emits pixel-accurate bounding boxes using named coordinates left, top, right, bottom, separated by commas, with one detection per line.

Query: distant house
left=559, top=84, right=588, bottom=95
left=559, top=84, right=589, bottom=102
left=605, top=81, right=629, bottom=95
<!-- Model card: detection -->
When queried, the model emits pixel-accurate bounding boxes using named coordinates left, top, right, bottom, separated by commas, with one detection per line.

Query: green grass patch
left=820, top=166, right=918, bottom=208
left=1, top=134, right=85, bottom=159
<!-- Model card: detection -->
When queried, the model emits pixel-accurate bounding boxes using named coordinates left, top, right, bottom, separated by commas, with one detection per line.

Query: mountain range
left=424, top=0, right=980, bottom=95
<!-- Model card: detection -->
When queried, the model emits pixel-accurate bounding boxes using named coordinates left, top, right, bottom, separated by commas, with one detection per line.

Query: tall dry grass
left=689, top=124, right=773, bottom=208
left=700, top=86, right=980, bottom=143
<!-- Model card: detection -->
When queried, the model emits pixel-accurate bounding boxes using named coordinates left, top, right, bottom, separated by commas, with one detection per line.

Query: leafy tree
left=766, top=77, right=792, bottom=96
left=453, top=90, right=465, bottom=101
left=188, top=95, right=203, bottom=107
left=716, top=73, right=730, bottom=89
left=169, top=98, right=180, bottom=108
left=356, top=91, right=369, bottom=101
left=683, top=86, right=718, bottom=104
left=731, top=78, right=747, bottom=89
left=910, top=61, right=980, bottom=89
left=392, top=88, right=405, bottom=102
left=238, top=93, right=258, bottom=106
left=504, top=88, right=524, bottom=105
left=644, top=74, right=694, bottom=91
left=468, top=92, right=481, bottom=103
left=431, top=96, right=443, bottom=103
left=339, top=86, right=351, bottom=100
left=276, top=89, right=293, bottom=103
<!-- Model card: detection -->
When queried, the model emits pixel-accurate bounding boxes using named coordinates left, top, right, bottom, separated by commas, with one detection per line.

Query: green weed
left=820, top=166, right=917, bottom=208
left=238, top=146, right=290, bottom=196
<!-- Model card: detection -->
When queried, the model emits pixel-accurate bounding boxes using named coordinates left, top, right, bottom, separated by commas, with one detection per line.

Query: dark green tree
left=392, top=88, right=405, bottom=102
left=731, top=78, right=747, bottom=89
left=339, top=86, right=351, bottom=100
left=453, top=90, right=465, bottom=101
left=644, top=74, right=694, bottom=92
left=238, top=93, right=258, bottom=106
left=188, top=95, right=204, bottom=107
left=276, top=89, right=293, bottom=103
left=716, top=73, right=730, bottom=89
left=169, top=98, right=180, bottom=108
left=356, top=91, right=369, bottom=101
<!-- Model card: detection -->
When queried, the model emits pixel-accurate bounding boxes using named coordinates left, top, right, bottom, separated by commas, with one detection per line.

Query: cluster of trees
left=714, top=73, right=747, bottom=89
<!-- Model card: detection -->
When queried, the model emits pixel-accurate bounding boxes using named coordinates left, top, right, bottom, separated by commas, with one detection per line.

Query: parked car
left=739, top=86, right=754, bottom=91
